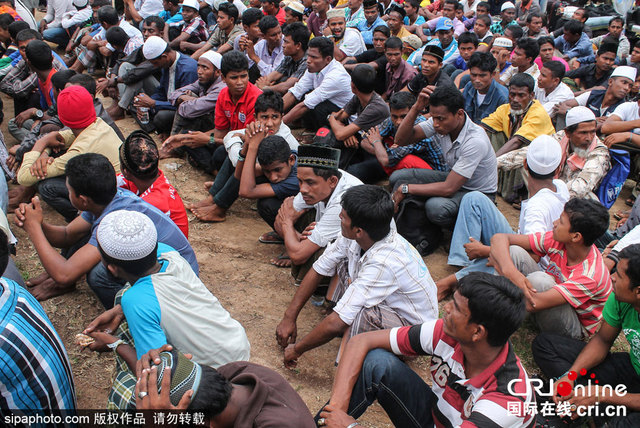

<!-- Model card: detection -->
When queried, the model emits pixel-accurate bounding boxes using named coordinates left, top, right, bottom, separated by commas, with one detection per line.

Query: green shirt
left=602, top=292, right=640, bottom=376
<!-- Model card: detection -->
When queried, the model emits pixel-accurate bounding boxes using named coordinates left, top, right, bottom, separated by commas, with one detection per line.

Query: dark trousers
left=184, top=144, right=226, bottom=174
left=303, top=100, right=341, bottom=130
left=37, top=176, right=77, bottom=222
left=171, top=111, right=215, bottom=136
left=315, top=349, right=435, bottom=427
left=208, top=155, right=239, bottom=209
left=346, top=153, right=387, bottom=184
left=153, top=109, right=175, bottom=135
left=13, top=91, right=41, bottom=117
left=257, top=196, right=284, bottom=229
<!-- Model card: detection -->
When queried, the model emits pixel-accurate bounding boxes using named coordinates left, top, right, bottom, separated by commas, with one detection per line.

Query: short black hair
left=387, top=3, right=405, bottom=18
left=254, top=89, right=283, bottom=114
left=51, top=69, right=78, bottom=91
left=597, top=41, right=618, bottom=56
left=618, top=244, right=640, bottom=290
left=526, top=163, right=555, bottom=180
left=106, top=26, right=129, bottom=48
left=564, top=19, right=584, bottom=35
left=257, top=135, right=291, bottom=166
left=188, top=366, right=233, bottom=419
left=68, top=73, right=97, bottom=97
left=242, top=8, right=264, bottom=26
left=405, top=0, right=420, bottom=9
left=384, top=36, right=403, bottom=51
left=220, top=50, right=248, bottom=76
left=458, top=31, right=478, bottom=47
left=91, top=0, right=112, bottom=7
left=609, top=16, right=624, bottom=27
left=516, top=37, right=539, bottom=61
left=429, top=84, right=464, bottom=114
left=373, top=25, right=390, bottom=38
left=8, top=20, right=29, bottom=40
left=476, top=14, right=491, bottom=27
left=389, top=91, right=416, bottom=110
left=65, top=154, right=117, bottom=206
left=477, top=1, right=489, bottom=10
left=0, top=229, right=9, bottom=276
left=341, top=185, right=393, bottom=241
left=351, top=64, right=376, bottom=93
left=505, top=24, right=523, bottom=39
left=576, top=7, right=588, bottom=19
left=526, top=12, right=542, bottom=24
left=0, top=13, right=13, bottom=30
left=258, top=14, right=279, bottom=34
left=563, top=198, right=610, bottom=246
left=25, top=40, right=53, bottom=71
left=509, top=73, right=535, bottom=92
left=218, top=2, right=239, bottom=23
left=282, top=21, right=309, bottom=51
left=467, top=51, right=496, bottom=73
left=313, top=168, right=342, bottom=180
left=120, top=130, right=159, bottom=180
left=308, top=36, right=334, bottom=59
left=458, top=272, right=526, bottom=347
left=15, top=28, right=41, bottom=43
left=542, top=60, right=565, bottom=80
left=98, top=241, right=158, bottom=276
left=97, top=5, right=119, bottom=25
left=537, top=35, right=554, bottom=48
left=144, top=15, right=165, bottom=31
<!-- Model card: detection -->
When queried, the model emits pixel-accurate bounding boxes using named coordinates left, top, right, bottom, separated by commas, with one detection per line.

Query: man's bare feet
left=107, top=103, right=125, bottom=121
left=191, top=203, right=227, bottom=222
left=436, top=274, right=458, bottom=302
left=187, top=195, right=214, bottom=210
left=25, top=271, right=51, bottom=287
left=8, top=185, right=36, bottom=210
left=203, top=181, right=213, bottom=190
left=270, top=251, right=291, bottom=267
left=29, top=278, right=75, bottom=301
left=159, top=144, right=180, bottom=159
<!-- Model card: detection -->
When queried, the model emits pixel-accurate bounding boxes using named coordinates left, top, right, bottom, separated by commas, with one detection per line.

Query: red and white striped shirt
left=390, top=319, right=536, bottom=427
left=529, top=231, right=612, bottom=335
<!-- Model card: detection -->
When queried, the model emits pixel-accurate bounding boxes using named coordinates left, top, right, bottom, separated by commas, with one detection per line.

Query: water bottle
left=138, top=106, right=150, bottom=125
left=310, top=295, right=325, bottom=307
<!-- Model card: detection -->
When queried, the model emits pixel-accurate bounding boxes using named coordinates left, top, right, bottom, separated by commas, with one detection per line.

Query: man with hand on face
left=405, top=45, right=453, bottom=97
left=325, top=8, right=366, bottom=61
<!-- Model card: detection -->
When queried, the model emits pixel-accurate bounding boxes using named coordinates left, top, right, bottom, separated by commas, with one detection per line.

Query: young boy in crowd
left=382, top=36, right=416, bottom=100
left=462, top=51, right=508, bottom=123
left=405, top=45, right=453, bottom=96
left=534, top=36, right=569, bottom=72
left=472, top=14, right=493, bottom=48
left=168, top=0, right=208, bottom=54
left=451, top=31, right=477, bottom=75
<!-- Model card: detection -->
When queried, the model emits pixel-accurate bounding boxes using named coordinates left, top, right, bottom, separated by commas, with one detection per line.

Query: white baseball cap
left=182, top=0, right=200, bottom=11
left=526, top=135, right=562, bottom=175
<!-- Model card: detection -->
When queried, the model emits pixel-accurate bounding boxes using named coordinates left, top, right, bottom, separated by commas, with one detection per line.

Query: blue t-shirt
left=404, top=15, right=426, bottom=26
left=270, top=155, right=299, bottom=200
left=81, top=188, right=199, bottom=274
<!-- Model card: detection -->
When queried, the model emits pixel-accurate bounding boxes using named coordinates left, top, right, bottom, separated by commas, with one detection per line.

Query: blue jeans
left=448, top=191, right=513, bottom=279
left=326, top=349, right=435, bottom=427
left=389, top=169, right=469, bottom=228
left=0, top=171, right=7, bottom=215
left=42, top=26, right=69, bottom=47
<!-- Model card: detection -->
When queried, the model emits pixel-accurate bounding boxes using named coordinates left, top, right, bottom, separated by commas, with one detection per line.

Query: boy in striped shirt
left=489, top=198, right=612, bottom=340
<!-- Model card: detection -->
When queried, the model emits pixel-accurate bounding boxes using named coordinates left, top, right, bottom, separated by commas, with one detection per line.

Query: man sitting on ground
left=554, top=19, right=593, bottom=64
left=408, top=17, right=459, bottom=67
left=169, top=0, right=209, bottom=54
left=499, top=37, right=540, bottom=85
left=462, top=51, right=509, bottom=123
left=277, top=185, right=439, bottom=368
left=191, top=2, right=242, bottom=59
left=534, top=60, right=574, bottom=120
left=326, top=8, right=366, bottom=62
left=405, top=45, right=453, bottom=96
left=564, top=42, right=616, bottom=91
left=489, top=197, right=612, bottom=339
left=317, top=272, right=535, bottom=428
left=601, top=95, right=640, bottom=147
left=83, top=209, right=249, bottom=410
left=382, top=36, right=416, bottom=100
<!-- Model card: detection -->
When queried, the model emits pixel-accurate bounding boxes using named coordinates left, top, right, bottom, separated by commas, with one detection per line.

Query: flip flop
left=270, top=253, right=291, bottom=268
left=259, top=231, right=284, bottom=244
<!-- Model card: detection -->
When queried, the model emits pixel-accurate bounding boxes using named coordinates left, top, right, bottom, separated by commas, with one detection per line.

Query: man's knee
left=527, top=271, right=556, bottom=292
left=361, top=349, right=405, bottom=382
left=389, top=169, right=414, bottom=189
left=425, top=198, right=457, bottom=227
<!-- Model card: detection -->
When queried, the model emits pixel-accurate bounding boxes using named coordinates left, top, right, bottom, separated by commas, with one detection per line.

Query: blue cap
left=435, top=17, right=454, bottom=32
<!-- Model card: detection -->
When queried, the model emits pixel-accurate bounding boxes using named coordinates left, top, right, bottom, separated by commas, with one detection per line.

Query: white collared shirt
left=254, top=38, right=285, bottom=76
left=289, top=59, right=355, bottom=109
left=292, top=170, right=363, bottom=247
left=314, top=227, right=439, bottom=326
left=168, top=52, right=181, bottom=95
left=535, top=82, right=574, bottom=118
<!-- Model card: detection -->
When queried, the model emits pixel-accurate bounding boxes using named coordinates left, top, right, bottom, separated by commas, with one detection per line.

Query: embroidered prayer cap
left=120, top=130, right=159, bottom=179
left=402, top=34, right=423, bottom=51
left=97, top=210, right=157, bottom=261
left=285, top=1, right=305, bottom=15
left=434, top=17, right=453, bottom=32
left=155, top=349, right=203, bottom=407
left=501, top=1, right=515, bottom=11
left=200, top=50, right=222, bottom=69
left=610, top=65, right=637, bottom=83
left=527, top=135, right=562, bottom=176
left=422, top=44, right=445, bottom=62
left=565, top=106, right=596, bottom=128
left=298, top=144, right=341, bottom=170
left=182, top=0, right=200, bottom=11
left=493, top=37, right=513, bottom=48
left=327, top=8, right=346, bottom=20
left=143, top=36, right=168, bottom=60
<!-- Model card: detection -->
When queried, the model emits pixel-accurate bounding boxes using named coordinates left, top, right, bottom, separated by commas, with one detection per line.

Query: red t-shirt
left=214, top=82, right=262, bottom=131
left=529, top=231, right=612, bottom=335
left=38, top=68, right=57, bottom=108
left=118, top=170, right=189, bottom=238
left=264, top=7, right=286, bottom=25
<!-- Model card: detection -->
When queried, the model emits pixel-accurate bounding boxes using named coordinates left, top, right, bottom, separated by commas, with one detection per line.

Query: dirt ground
left=1, top=87, right=632, bottom=426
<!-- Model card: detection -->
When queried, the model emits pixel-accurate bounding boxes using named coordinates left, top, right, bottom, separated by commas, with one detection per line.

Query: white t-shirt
left=337, top=28, right=366, bottom=57
left=611, top=101, right=640, bottom=134
left=476, top=92, right=487, bottom=105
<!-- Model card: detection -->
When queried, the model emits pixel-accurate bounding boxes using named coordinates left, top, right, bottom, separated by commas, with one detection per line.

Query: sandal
left=626, top=196, right=636, bottom=207
left=259, top=231, right=283, bottom=244
left=270, top=252, right=291, bottom=268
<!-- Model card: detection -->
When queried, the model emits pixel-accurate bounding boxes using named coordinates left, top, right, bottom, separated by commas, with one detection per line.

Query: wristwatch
left=401, top=184, right=409, bottom=194
left=107, top=338, right=125, bottom=351
left=34, top=109, right=43, bottom=119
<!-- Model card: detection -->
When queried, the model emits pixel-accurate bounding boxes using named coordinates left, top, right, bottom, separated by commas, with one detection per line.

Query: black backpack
left=395, top=196, right=443, bottom=256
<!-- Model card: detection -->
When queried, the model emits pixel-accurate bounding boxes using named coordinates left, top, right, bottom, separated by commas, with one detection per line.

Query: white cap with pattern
left=97, top=210, right=157, bottom=261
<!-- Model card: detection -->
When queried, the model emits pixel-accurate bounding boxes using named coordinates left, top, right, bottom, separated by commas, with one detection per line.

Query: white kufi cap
left=493, top=37, right=513, bottom=48
left=501, top=1, right=515, bottom=11
left=610, top=66, right=637, bottom=82
left=73, top=0, right=89, bottom=7
left=527, top=135, right=562, bottom=175
left=97, top=210, right=157, bottom=261
left=565, top=106, right=596, bottom=128
left=327, top=8, right=346, bottom=20
left=143, top=36, right=168, bottom=60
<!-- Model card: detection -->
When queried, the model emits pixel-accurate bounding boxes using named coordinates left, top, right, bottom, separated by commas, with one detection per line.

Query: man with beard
left=499, top=106, right=610, bottom=200
left=325, top=8, right=365, bottom=61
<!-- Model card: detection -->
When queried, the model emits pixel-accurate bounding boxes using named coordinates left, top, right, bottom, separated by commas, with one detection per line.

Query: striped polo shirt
left=0, top=278, right=76, bottom=416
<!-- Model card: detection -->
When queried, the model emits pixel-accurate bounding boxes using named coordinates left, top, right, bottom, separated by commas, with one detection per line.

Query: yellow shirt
left=393, top=26, right=413, bottom=40
left=18, top=117, right=122, bottom=186
left=481, top=100, right=555, bottom=146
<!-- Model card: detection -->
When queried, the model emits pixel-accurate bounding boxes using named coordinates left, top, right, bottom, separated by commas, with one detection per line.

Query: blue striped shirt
left=0, top=278, right=76, bottom=418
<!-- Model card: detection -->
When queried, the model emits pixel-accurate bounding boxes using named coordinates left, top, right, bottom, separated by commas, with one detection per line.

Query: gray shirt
left=343, top=92, right=390, bottom=132
left=418, top=114, right=497, bottom=193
